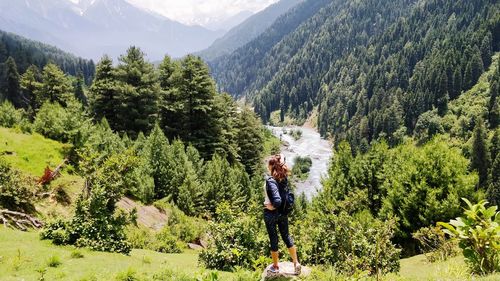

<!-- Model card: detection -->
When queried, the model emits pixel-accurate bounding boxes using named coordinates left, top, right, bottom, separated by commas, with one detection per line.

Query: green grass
left=386, top=254, right=500, bottom=281
left=1, top=227, right=499, bottom=281
left=0, top=227, right=232, bottom=281
left=0, top=127, right=69, bottom=176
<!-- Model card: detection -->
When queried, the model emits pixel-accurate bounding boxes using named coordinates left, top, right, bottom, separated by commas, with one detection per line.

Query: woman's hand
left=264, top=203, right=275, bottom=210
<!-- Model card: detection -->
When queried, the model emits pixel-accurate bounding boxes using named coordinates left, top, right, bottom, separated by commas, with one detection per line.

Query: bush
left=0, top=101, right=23, bottom=128
left=439, top=199, right=500, bottom=275
left=297, top=207, right=401, bottom=276
left=292, top=156, right=312, bottom=179
left=46, top=255, right=62, bottom=268
left=412, top=226, right=459, bottom=262
left=199, top=202, right=268, bottom=271
left=115, top=268, right=139, bottom=281
left=0, top=158, right=33, bottom=212
left=70, top=250, right=84, bottom=259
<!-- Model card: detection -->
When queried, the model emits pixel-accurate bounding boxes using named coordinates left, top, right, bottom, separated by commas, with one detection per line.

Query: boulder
left=187, top=243, right=204, bottom=250
left=261, top=262, right=311, bottom=280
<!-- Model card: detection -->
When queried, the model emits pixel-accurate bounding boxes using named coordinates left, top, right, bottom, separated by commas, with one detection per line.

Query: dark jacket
left=266, top=176, right=288, bottom=210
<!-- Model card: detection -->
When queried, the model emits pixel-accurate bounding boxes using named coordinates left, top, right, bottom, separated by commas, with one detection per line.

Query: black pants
left=264, top=210, right=294, bottom=252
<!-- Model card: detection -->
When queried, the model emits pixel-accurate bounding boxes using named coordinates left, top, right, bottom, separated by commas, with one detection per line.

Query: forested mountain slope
left=209, top=0, right=331, bottom=96
left=0, top=29, right=95, bottom=83
left=198, top=0, right=303, bottom=61
left=211, top=0, right=499, bottom=147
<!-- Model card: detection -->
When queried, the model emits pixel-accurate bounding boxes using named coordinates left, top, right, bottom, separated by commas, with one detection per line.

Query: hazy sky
left=126, top=0, right=279, bottom=26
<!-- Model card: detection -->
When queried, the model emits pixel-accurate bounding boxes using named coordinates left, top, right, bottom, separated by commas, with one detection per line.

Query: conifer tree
left=158, top=56, right=185, bottom=139
left=471, top=119, right=490, bottom=188
left=235, top=107, right=264, bottom=175
left=89, top=56, right=118, bottom=129
left=464, top=48, right=484, bottom=89
left=74, top=71, right=87, bottom=105
left=144, top=124, right=171, bottom=199
left=3, top=57, right=23, bottom=108
left=38, top=63, right=73, bottom=106
left=114, top=47, right=159, bottom=137
left=20, top=65, right=41, bottom=113
left=488, top=65, right=499, bottom=129
left=180, top=55, right=221, bottom=158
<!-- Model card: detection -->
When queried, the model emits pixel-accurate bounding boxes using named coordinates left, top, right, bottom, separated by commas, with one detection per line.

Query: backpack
left=266, top=177, right=295, bottom=215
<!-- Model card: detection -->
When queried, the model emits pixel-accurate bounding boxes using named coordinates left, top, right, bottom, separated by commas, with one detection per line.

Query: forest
left=0, top=0, right=499, bottom=280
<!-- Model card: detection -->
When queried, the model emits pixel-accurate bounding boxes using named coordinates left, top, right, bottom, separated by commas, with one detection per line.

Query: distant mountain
left=198, top=0, right=303, bottom=61
left=204, top=10, right=254, bottom=32
left=0, top=0, right=224, bottom=61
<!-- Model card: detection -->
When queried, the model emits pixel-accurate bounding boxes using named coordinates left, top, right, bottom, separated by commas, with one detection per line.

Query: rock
left=187, top=243, right=204, bottom=250
left=261, top=262, right=311, bottom=280
left=199, top=239, right=209, bottom=249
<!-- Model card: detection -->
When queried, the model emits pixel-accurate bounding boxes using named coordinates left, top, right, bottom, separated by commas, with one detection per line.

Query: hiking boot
left=294, top=263, right=302, bottom=275
left=267, top=265, right=280, bottom=276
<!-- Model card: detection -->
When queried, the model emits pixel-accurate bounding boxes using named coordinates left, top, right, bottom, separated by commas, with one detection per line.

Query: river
left=267, top=126, right=332, bottom=200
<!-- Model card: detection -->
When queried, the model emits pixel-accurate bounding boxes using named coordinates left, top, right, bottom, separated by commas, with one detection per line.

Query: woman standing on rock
left=264, top=154, right=301, bottom=276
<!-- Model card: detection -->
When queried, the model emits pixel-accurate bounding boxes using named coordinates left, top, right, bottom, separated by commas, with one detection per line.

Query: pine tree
left=464, top=48, right=484, bottom=89
left=180, top=55, right=221, bottom=158
left=3, top=57, right=23, bottom=108
left=144, top=124, right=171, bottom=199
left=114, top=47, right=159, bottom=137
left=38, top=63, right=73, bottom=106
left=471, top=119, right=490, bottom=188
left=158, top=56, right=185, bottom=139
left=487, top=129, right=500, bottom=205
left=480, top=33, right=492, bottom=68
left=214, top=93, right=239, bottom=163
left=488, top=65, right=499, bottom=129
left=235, top=107, right=264, bottom=175
left=74, top=71, right=87, bottom=105
left=89, top=56, right=118, bottom=129
left=20, top=65, right=41, bottom=113
left=177, top=161, right=203, bottom=216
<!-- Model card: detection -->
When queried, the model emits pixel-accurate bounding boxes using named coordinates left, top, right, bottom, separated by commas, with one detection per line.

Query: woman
left=264, top=154, right=301, bottom=275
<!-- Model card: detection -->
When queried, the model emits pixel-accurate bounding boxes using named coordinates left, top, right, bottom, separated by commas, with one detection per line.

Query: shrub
left=439, top=199, right=500, bottom=275
left=0, top=159, right=33, bottom=212
left=41, top=152, right=138, bottom=254
left=0, top=101, right=23, bottom=128
left=155, top=229, right=182, bottom=254
left=70, top=250, right=84, bottom=259
left=297, top=208, right=400, bottom=276
left=292, top=156, right=312, bottom=180
left=115, top=268, right=139, bottom=281
left=46, top=255, right=62, bottom=268
left=412, top=226, right=459, bottom=262
left=199, top=202, right=268, bottom=271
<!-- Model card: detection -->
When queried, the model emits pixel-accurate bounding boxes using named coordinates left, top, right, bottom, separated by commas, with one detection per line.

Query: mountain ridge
left=0, top=0, right=224, bottom=60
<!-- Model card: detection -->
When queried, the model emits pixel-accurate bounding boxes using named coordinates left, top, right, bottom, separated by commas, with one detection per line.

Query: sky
left=126, top=0, right=279, bottom=27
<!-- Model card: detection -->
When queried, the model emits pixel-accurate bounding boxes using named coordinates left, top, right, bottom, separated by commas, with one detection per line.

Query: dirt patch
left=117, top=198, right=168, bottom=231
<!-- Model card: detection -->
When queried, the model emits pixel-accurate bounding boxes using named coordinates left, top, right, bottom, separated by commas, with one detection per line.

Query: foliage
left=46, top=255, right=62, bottom=268
left=0, top=158, right=33, bottom=212
left=297, top=193, right=401, bottom=276
left=291, top=156, right=312, bottom=180
left=412, top=226, right=459, bottom=263
left=199, top=202, right=268, bottom=271
left=0, top=101, right=24, bottom=128
left=438, top=199, right=500, bottom=275
left=33, top=99, right=90, bottom=143
left=471, top=119, right=491, bottom=188
left=320, top=138, right=477, bottom=255
left=41, top=151, right=141, bottom=254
